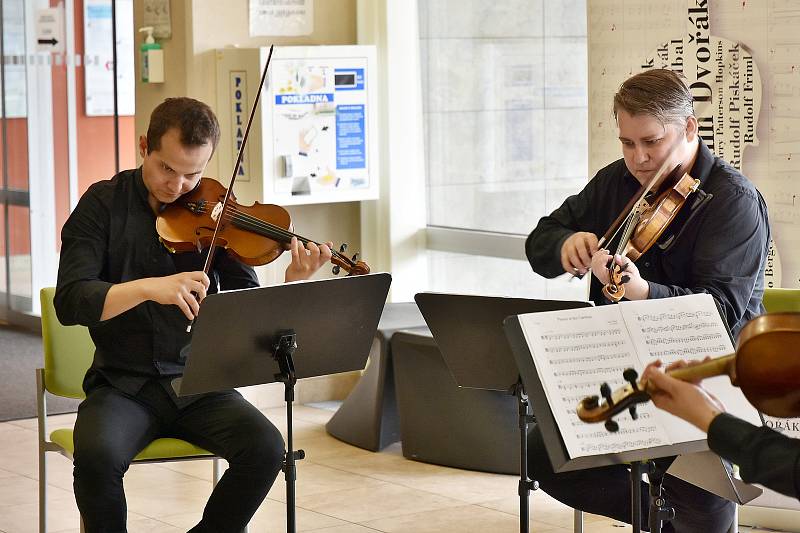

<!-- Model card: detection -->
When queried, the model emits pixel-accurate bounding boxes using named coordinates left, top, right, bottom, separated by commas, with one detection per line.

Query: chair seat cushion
left=50, top=428, right=215, bottom=461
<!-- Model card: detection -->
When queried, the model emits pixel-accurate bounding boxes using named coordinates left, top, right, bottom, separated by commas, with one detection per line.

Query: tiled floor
left=0, top=405, right=790, bottom=532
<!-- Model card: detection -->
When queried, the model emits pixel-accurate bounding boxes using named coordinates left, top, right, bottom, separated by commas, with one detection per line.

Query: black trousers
left=72, top=379, right=284, bottom=533
left=528, top=425, right=735, bottom=533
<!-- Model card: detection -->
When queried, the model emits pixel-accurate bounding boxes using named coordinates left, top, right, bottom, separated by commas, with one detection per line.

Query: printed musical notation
left=636, top=310, right=715, bottom=322
left=517, top=293, right=745, bottom=461
left=579, top=437, right=666, bottom=455
left=549, top=352, right=630, bottom=366
left=649, top=345, right=729, bottom=359
left=639, top=322, right=719, bottom=334
left=644, top=333, right=723, bottom=346
left=542, top=328, right=623, bottom=341
left=545, top=339, right=626, bottom=353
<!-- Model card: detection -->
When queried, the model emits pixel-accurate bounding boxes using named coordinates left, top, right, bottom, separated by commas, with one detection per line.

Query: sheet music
left=518, top=293, right=760, bottom=459
left=518, top=306, right=671, bottom=459
left=621, top=293, right=762, bottom=441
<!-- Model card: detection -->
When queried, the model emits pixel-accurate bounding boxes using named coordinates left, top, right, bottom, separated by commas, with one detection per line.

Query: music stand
left=503, top=309, right=761, bottom=533
left=173, top=273, right=391, bottom=533
left=414, top=292, right=589, bottom=533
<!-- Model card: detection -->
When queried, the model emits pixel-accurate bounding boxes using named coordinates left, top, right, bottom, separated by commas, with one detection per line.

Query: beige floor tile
left=124, top=477, right=211, bottom=519
left=0, top=496, right=81, bottom=533
left=0, top=436, right=39, bottom=480
left=250, top=498, right=350, bottom=531
left=303, top=525, right=382, bottom=532
left=294, top=433, right=383, bottom=462
left=279, top=404, right=336, bottom=426
left=268, top=462, right=388, bottom=503
left=479, top=492, right=607, bottom=528
left=159, top=497, right=351, bottom=532
left=360, top=503, right=563, bottom=533
left=0, top=474, right=73, bottom=508
left=10, top=412, right=77, bottom=432
left=3, top=405, right=795, bottom=533
left=294, top=482, right=464, bottom=523
left=158, top=456, right=221, bottom=481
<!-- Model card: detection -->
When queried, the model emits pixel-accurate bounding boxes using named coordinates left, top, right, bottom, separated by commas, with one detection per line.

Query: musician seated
left=525, top=68, right=771, bottom=532
left=643, top=361, right=800, bottom=501
left=54, top=97, right=332, bottom=532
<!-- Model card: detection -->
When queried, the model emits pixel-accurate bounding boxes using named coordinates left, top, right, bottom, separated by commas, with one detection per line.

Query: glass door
left=0, top=0, right=33, bottom=324
left=0, top=0, right=135, bottom=328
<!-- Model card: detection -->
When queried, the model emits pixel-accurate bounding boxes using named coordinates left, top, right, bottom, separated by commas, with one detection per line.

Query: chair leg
left=39, top=448, right=46, bottom=533
left=573, top=509, right=584, bottom=533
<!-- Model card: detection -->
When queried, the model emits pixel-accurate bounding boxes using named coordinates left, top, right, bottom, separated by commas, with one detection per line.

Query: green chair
left=37, top=287, right=243, bottom=532
left=762, top=287, right=800, bottom=313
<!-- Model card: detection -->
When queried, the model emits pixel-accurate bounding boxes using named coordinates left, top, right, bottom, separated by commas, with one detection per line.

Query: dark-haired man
left=55, top=97, right=331, bottom=532
left=525, top=69, right=770, bottom=532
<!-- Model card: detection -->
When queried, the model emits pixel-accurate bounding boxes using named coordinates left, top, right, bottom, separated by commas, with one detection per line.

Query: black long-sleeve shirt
left=526, top=139, right=770, bottom=337
left=708, top=413, right=800, bottom=500
left=55, top=168, right=259, bottom=397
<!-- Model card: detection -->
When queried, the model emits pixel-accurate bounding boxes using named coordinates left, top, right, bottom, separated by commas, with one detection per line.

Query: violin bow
left=186, top=45, right=274, bottom=332
left=201, top=45, right=275, bottom=276
left=598, top=144, right=681, bottom=250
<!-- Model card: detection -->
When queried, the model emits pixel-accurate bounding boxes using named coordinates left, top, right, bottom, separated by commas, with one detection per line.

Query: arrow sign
left=36, top=7, right=64, bottom=53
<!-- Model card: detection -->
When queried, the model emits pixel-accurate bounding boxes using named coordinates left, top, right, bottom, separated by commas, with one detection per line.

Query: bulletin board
left=215, top=45, right=378, bottom=206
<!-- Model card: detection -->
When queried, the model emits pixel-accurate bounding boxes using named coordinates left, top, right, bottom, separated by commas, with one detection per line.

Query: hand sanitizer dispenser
left=138, top=27, right=164, bottom=83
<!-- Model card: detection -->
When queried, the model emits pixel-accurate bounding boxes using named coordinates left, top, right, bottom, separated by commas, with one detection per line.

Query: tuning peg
left=332, top=265, right=341, bottom=275
left=351, top=253, right=360, bottom=262
left=583, top=395, right=599, bottom=410
left=339, top=243, right=348, bottom=253
left=600, top=382, right=614, bottom=407
left=623, top=368, right=639, bottom=391
left=605, top=419, right=619, bottom=432
left=628, top=405, right=638, bottom=420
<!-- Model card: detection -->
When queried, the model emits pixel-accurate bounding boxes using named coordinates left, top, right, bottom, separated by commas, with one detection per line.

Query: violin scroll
left=577, top=368, right=651, bottom=429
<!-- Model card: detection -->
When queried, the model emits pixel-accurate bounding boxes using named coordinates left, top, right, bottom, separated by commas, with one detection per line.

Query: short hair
left=146, top=97, right=220, bottom=154
left=613, top=69, right=695, bottom=127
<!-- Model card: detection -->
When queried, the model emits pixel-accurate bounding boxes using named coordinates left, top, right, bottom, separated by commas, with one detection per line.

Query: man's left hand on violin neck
left=590, top=250, right=650, bottom=301
left=284, top=236, right=333, bottom=283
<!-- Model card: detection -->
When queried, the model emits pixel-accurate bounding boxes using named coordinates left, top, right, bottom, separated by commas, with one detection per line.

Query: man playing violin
left=55, top=97, right=332, bottom=532
left=525, top=69, right=770, bottom=532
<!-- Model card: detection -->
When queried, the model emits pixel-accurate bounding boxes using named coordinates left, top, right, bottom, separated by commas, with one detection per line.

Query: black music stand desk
left=415, top=292, right=589, bottom=533
left=173, top=273, right=391, bottom=533
left=503, top=312, right=761, bottom=533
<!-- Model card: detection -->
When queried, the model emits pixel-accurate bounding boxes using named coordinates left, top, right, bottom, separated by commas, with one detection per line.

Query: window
left=419, top=0, right=589, bottom=299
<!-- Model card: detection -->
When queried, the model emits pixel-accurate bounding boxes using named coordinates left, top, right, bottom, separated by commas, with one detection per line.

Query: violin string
left=185, top=203, right=353, bottom=264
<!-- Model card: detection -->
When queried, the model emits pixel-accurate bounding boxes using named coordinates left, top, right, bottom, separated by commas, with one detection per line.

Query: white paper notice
left=249, top=0, right=313, bottom=37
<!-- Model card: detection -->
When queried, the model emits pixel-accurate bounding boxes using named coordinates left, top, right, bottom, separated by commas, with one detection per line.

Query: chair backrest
left=40, top=287, right=94, bottom=399
left=762, top=288, right=800, bottom=313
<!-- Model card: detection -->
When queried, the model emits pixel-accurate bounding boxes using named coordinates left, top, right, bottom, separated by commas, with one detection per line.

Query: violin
left=156, top=177, right=370, bottom=275
left=577, top=312, right=800, bottom=431
left=155, top=44, right=369, bottom=283
left=601, top=167, right=700, bottom=303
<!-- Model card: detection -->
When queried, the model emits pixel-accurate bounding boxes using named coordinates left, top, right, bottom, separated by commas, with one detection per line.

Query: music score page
left=517, top=293, right=761, bottom=460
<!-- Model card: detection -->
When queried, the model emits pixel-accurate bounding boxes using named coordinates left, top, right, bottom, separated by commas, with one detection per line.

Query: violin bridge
left=210, top=202, right=224, bottom=223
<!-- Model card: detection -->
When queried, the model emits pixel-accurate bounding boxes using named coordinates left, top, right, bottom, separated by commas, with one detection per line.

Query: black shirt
left=709, top=413, right=800, bottom=500
left=526, top=139, right=770, bottom=337
left=55, top=168, right=259, bottom=397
